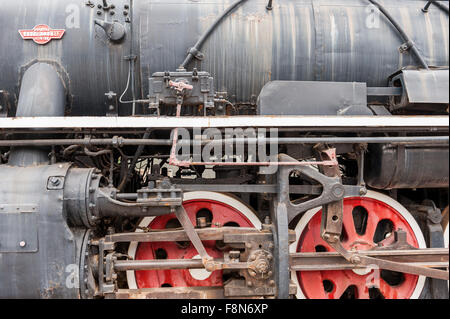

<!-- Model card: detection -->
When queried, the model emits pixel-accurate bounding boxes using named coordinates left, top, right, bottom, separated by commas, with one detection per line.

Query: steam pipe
left=0, top=136, right=448, bottom=147
left=8, top=63, right=66, bottom=166
left=179, top=0, right=248, bottom=69
left=368, top=0, right=429, bottom=70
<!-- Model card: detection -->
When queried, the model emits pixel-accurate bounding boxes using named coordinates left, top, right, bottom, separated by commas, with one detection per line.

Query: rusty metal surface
left=290, top=248, right=449, bottom=271
left=115, top=287, right=225, bottom=299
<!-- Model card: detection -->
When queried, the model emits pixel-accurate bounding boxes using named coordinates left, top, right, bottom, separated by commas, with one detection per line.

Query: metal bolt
left=97, top=10, right=102, bottom=15
left=204, top=261, right=215, bottom=272
left=351, top=255, right=361, bottom=264
left=359, top=187, right=367, bottom=195
left=19, top=241, right=26, bottom=247
left=255, top=260, right=269, bottom=274
left=124, top=4, right=129, bottom=9
left=110, top=10, right=115, bottom=15
left=49, top=177, right=61, bottom=186
left=123, top=10, right=128, bottom=16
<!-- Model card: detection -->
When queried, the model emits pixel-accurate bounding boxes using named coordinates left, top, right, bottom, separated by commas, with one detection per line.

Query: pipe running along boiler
left=0, top=0, right=449, bottom=299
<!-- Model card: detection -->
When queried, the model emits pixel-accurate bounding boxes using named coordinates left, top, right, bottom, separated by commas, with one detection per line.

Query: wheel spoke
left=342, top=205, right=358, bottom=240
left=362, top=212, right=381, bottom=242
left=356, top=284, right=371, bottom=299
left=327, top=279, right=348, bottom=299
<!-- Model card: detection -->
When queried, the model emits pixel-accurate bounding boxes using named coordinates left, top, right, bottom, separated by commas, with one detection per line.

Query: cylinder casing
left=365, top=144, right=450, bottom=189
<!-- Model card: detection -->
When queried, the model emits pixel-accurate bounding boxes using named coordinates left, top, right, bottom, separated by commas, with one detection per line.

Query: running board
left=0, top=115, right=448, bottom=130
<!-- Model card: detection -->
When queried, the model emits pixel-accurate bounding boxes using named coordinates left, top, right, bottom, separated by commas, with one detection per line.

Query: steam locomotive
left=0, top=0, right=448, bottom=299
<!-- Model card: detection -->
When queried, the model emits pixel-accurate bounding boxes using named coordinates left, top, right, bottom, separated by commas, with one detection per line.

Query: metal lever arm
left=174, top=206, right=221, bottom=272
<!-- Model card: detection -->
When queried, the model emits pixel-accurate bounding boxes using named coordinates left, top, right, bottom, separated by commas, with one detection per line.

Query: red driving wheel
left=291, top=191, right=426, bottom=299
left=127, top=192, right=261, bottom=289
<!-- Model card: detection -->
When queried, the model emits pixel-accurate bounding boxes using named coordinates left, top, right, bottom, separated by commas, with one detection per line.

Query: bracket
left=105, top=91, right=118, bottom=116
left=410, top=201, right=449, bottom=298
left=272, top=152, right=365, bottom=298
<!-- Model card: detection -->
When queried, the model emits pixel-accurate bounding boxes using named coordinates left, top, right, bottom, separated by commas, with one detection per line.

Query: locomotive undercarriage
left=1, top=115, right=448, bottom=299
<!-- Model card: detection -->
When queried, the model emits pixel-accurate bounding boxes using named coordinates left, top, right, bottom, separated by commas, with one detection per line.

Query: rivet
left=19, top=241, right=26, bottom=247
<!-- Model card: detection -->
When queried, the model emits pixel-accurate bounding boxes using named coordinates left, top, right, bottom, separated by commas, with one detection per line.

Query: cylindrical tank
left=0, top=0, right=448, bottom=116
left=365, top=144, right=450, bottom=189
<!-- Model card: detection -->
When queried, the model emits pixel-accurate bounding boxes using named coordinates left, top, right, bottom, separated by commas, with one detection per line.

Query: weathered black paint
left=0, top=0, right=448, bottom=116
